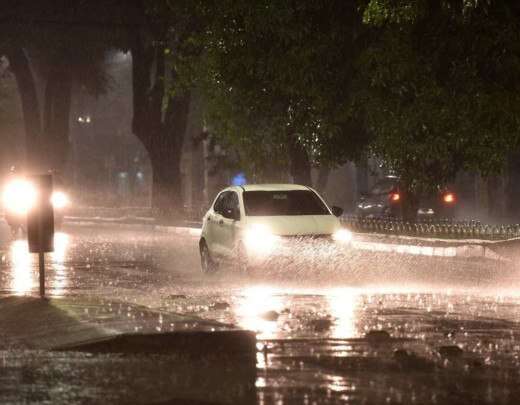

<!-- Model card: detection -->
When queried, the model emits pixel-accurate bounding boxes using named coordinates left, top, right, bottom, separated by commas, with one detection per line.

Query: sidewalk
left=0, top=295, right=254, bottom=353
left=0, top=296, right=256, bottom=404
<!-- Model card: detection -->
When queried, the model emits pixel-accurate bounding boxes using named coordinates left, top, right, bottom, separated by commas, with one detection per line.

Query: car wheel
left=200, top=241, right=217, bottom=274
left=236, top=242, right=250, bottom=274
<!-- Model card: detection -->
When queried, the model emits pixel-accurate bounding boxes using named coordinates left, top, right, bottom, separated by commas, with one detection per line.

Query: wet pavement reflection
left=5, top=232, right=71, bottom=297
left=0, top=223, right=520, bottom=403
left=9, top=239, right=34, bottom=295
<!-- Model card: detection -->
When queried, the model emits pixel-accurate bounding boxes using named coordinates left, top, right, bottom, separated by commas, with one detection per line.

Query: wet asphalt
left=0, top=222, right=519, bottom=404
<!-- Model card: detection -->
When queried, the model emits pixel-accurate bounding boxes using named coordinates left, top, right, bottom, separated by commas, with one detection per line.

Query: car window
left=213, top=192, right=228, bottom=214
left=222, top=192, right=240, bottom=219
left=227, top=192, right=239, bottom=211
left=213, top=191, right=240, bottom=218
left=243, top=190, right=330, bottom=216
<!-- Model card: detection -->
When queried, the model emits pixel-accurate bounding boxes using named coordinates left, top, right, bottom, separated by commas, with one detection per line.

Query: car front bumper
left=244, top=236, right=351, bottom=266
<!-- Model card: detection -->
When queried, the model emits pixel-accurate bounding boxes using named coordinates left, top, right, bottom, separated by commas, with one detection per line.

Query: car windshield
left=243, top=190, right=330, bottom=216
left=370, top=178, right=398, bottom=195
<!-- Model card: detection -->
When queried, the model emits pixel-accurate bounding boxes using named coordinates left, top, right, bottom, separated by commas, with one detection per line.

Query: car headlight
left=51, top=191, right=69, bottom=209
left=244, top=224, right=280, bottom=254
left=332, top=229, right=352, bottom=244
left=2, top=179, right=37, bottom=215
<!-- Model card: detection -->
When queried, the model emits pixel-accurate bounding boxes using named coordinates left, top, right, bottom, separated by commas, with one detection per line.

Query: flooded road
left=0, top=222, right=519, bottom=403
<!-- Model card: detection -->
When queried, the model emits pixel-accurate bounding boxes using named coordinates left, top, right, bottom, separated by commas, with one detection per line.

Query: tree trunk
left=506, top=152, right=520, bottom=221
left=6, top=47, right=42, bottom=171
left=188, top=96, right=205, bottom=209
left=149, top=91, right=191, bottom=219
left=288, top=137, right=311, bottom=185
left=355, top=160, right=369, bottom=196
left=43, top=69, right=72, bottom=173
left=8, top=47, right=73, bottom=174
left=315, top=165, right=330, bottom=192
left=131, top=28, right=192, bottom=219
left=149, top=145, right=182, bottom=219
left=400, top=183, right=419, bottom=222
left=487, top=175, right=504, bottom=220
left=130, top=31, right=154, bottom=139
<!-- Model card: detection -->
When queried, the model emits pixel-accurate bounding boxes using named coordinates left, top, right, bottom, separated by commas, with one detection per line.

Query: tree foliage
left=189, top=1, right=370, bottom=183
left=186, top=0, right=520, bottom=200
left=4, top=0, right=520, bottom=216
left=355, top=0, right=520, bottom=199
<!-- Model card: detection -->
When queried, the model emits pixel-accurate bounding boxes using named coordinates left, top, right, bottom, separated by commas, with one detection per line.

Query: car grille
left=279, top=234, right=332, bottom=241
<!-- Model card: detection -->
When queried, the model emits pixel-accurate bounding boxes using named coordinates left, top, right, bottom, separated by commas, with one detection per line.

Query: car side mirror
left=331, top=206, right=343, bottom=217
left=223, top=207, right=240, bottom=220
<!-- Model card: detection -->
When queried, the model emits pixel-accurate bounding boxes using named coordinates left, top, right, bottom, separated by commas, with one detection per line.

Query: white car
left=199, top=184, right=352, bottom=273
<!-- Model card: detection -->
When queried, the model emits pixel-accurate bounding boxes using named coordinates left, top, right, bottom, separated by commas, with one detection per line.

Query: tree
left=1, top=1, right=116, bottom=173
left=130, top=0, right=204, bottom=218
left=3, top=47, right=42, bottom=169
left=193, top=0, right=370, bottom=186
left=0, top=57, right=25, bottom=168
left=1, top=0, right=200, bottom=216
left=354, top=0, right=520, bottom=218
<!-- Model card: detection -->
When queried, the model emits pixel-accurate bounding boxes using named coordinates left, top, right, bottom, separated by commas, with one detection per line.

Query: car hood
left=244, top=215, right=340, bottom=236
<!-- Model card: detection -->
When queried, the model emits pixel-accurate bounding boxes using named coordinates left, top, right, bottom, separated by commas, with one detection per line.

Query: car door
left=206, top=191, right=228, bottom=256
left=219, top=191, right=241, bottom=257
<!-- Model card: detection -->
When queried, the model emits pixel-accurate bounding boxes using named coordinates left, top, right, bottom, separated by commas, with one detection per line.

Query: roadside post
left=27, top=174, right=54, bottom=298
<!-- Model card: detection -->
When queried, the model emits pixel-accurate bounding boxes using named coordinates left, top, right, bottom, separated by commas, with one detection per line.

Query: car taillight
left=389, top=192, right=400, bottom=202
left=443, top=192, right=455, bottom=204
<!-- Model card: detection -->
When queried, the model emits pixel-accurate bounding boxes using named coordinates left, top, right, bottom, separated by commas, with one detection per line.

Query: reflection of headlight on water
left=8, top=233, right=70, bottom=296
left=244, top=224, right=280, bottom=254
left=10, top=239, right=34, bottom=295
left=51, top=232, right=70, bottom=296
left=51, top=191, right=69, bottom=209
left=327, top=288, right=359, bottom=338
left=235, top=286, right=283, bottom=339
left=332, top=229, right=352, bottom=244
left=3, top=179, right=37, bottom=215
left=52, top=232, right=70, bottom=263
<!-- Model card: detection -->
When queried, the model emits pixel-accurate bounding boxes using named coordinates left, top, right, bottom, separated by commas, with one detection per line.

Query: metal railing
left=341, top=215, right=520, bottom=241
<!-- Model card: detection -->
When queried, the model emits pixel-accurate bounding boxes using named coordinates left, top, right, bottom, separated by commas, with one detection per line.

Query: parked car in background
left=355, top=176, right=458, bottom=219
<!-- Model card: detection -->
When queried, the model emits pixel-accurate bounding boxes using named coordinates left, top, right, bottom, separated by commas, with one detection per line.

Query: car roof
left=239, top=183, right=310, bottom=192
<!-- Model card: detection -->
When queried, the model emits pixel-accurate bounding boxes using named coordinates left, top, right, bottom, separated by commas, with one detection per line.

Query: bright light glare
left=244, top=224, right=279, bottom=254
left=51, top=232, right=70, bottom=264
left=51, top=232, right=70, bottom=297
left=2, top=179, right=37, bottom=215
left=443, top=193, right=455, bottom=203
left=332, top=229, right=352, bottom=244
left=327, top=288, right=359, bottom=338
left=235, top=286, right=283, bottom=339
left=51, top=191, right=69, bottom=209
left=10, top=240, right=35, bottom=295
left=390, top=193, right=400, bottom=202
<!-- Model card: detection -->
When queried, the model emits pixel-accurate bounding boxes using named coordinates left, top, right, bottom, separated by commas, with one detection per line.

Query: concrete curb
left=356, top=231, right=520, bottom=247
left=57, top=329, right=257, bottom=359
left=352, top=239, right=505, bottom=261
left=64, top=217, right=202, bottom=237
